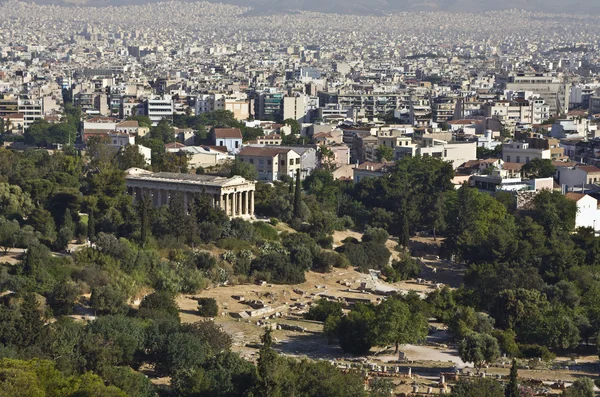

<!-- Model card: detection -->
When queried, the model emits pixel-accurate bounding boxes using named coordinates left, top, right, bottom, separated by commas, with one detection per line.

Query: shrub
left=305, top=299, right=343, bottom=322
left=270, top=218, right=279, bottom=226
left=197, top=298, right=219, bottom=317
left=216, top=238, right=253, bottom=251
left=518, top=344, right=555, bottom=361
left=253, top=222, right=279, bottom=241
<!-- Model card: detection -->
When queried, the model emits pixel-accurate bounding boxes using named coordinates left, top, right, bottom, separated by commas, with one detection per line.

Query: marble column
left=153, top=188, right=160, bottom=207
left=223, top=193, right=228, bottom=215
left=250, top=190, right=255, bottom=216
left=232, top=192, right=237, bottom=217
left=244, top=191, right=249, bottom=215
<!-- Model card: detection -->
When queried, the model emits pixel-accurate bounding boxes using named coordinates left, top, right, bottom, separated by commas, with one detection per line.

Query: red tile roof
left=214, top=128, right=242, bottom=139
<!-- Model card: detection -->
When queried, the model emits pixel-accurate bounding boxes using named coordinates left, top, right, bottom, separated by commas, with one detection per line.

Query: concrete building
left=125, top=168, right=255, bottom=218
left=195, top=93, right=251, bottom=121
left=213, top=128, right=243, bottom=154
left=502, top=141, right=551, bottom=164
left=282, top=95, right=308, bottom=123
left=557, top=165, right=600, bottom=189
left=237, top=146, right=301, bottom=181
left=504, top=73, right=569, bottom=116
left=144, top=95, right=174, bottom=126
left=255, top=134, right=282, bottom=146
left=565, top=193, right=600, bottom=232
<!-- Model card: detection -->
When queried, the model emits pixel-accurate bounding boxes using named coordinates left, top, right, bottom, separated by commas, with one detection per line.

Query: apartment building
left=502, top=141, right=551, bottom=164
left=144, top=95, right=174, bottom=126
left=195, top=93, right=251, bottom=121
left=237, top=146, right=301, bottom=181
left=504, top=72, right=569, bottom=116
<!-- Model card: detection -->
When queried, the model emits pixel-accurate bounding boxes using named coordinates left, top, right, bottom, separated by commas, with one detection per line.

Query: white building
left=565, top=193, right=600, bottom=232
left=144, top=95, right=174, bottom=126
left=502, top=141, right=551, bottom=164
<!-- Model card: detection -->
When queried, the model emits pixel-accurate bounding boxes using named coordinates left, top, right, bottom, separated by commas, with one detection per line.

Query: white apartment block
left=145, top=95, right=174, bottom=126
left=502, top=141, right=551, bottom=164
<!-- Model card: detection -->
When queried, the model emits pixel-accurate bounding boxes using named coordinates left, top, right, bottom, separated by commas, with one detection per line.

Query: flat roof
left=125, top=168, right=253, bottom=188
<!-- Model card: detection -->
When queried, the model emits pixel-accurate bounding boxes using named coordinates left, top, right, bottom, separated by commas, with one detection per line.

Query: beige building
left=502, top=141, right=551, bottom=164
left=237, top=146, right=301, bottom=181
left=125, top=168, right=255, bottom=218
left=283, top=95, right=307, bottom=123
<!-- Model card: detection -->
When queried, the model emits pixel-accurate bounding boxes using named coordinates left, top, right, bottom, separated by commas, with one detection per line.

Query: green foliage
left=0, top=358, right=127, bottom=397
left=371, top=296, right=428, bottom=352
left=336, top=303, right=376, bottom=355
left=522, top=158, right=556, bottom=178
left=137, top=291, right=180, bottom=323
left=449, top=377, right=504, bottom=397
left=197, top=298, right=219, bottom=317
left=230, top=158, right=258, bottom=181
left=563, top=378, right=595, bottom=397
left=305, top=299, right=343, bottom=322
left=46, top=281, right=80, bottom=316
left=375, top=144, right=394, bottom=161
left=336, top=240, right=390, bottom=272
left=458, top=332, right=500, bottom=372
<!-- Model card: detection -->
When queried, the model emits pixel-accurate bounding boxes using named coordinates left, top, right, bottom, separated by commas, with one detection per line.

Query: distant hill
left=206, top=0, right=600, bottom=15
left=8, top=0, right=600, bottom=14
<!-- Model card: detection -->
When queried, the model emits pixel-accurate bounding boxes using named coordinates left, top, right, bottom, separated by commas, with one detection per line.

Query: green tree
left=256, top=329, right=279, bottom=397
left=522, top=158, right=556, bottom=179
left=293, top=168, right=302, bottom=220
left=372, top=297, right=428, bottom=352
left=117, top=145, right=147, bottom=170
left=197, top=298, right=219, bottom=317
left=47, top=281, right=80, bottom=316
left=230, top=158, right=258, bottom=181
left=450, top=378, right=504, bottom=397
left=458, top=332, right=500, bottom=373
left=305, top=299, right=343, bottom=322
left=563, top=378, right=594, bottom=397
left=150, top=118, right=175, bottom=143
left=87, top=210, right=96, bottom=242
left=375, top=145, right=394, bottom=162
left=336, top=303, right=376, bottom=355
left=506, top=359, right=519, bottom=397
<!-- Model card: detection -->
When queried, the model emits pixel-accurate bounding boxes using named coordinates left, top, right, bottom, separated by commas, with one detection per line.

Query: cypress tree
left=505, top=359, right=519, bottom=397
left=293, top=168, right=302, bottom=219
left=400, top=212, right=410, bottom=250
left=87, top=210, right=96, bottom=242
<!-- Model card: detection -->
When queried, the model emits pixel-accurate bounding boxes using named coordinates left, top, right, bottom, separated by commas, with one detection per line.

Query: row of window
left=241, top=158, right=301, bottom=166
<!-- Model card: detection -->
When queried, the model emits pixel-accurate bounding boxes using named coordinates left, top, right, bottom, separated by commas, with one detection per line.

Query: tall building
left=255, top=91, right=283, bottom=121
left=504, top=73, right=569, bottom=117
left=144, top=95, right=174, bottom=126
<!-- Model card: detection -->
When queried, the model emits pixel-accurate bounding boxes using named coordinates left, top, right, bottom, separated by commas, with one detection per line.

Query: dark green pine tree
left=62, top=208, right=74, bottom=230
left=256, top=329, right=279, bottom=397
left=87, top=210, right=96, bottom=242
left=293, top=168, right=302, bottom=219
left=400, top=212, right=410, bottom=251
left=505, top=359, right=519, bottom=397
left=138, top=195, right=152, bottom=248
left=18, top=293, right=45, bottom=348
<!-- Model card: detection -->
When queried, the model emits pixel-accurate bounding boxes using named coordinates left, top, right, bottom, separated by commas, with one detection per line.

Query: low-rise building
left=213, top=128, right=243, bottom=154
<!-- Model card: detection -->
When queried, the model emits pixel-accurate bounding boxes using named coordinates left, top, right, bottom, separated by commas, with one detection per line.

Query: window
left=516, top=156, right=520, bottom=163
left=295, top=158, right=300, bottom=164
left=219, top=140, right=223, bottom=146
left=258, top=159, right=263, bottom=165
left=280, top=160, right=285, bottom=166
left=267, top=160, right=272, bottom=166
left=235, top=141, right=239, bottom=148
left=289, top=159, right=294, bottom=166
left=526, top=157, right=530, bottom=163
left=249, top=159, right=254, bottom=164
left=506, top=156, right=511, bottom=162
